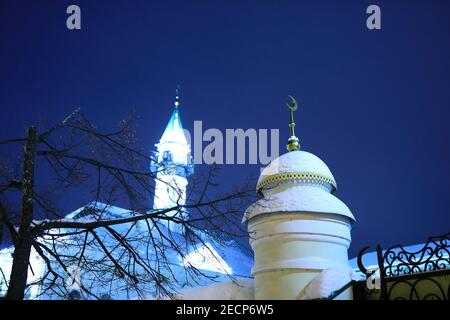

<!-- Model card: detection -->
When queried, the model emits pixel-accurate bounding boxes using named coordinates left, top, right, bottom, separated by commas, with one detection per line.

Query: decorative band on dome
left=257, top=172, right=337, bottom=193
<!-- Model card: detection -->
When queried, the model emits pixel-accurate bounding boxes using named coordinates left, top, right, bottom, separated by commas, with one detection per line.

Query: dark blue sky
left=1, top=0, right=449, bottom=257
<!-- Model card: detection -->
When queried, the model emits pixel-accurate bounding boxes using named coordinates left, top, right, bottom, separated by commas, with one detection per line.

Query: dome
left=245, top=150, right=355, bottom=224
left=257, top=150, right=337, bottom=195
left=243, top=185, right=355, bottom=222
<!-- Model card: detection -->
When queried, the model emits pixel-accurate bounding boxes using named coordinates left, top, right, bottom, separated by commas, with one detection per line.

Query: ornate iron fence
left=357, top=232, right=450, bottom=300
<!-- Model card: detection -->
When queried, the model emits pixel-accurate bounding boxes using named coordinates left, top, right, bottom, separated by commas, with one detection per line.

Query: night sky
left=1, top=0, right=449, bottom=257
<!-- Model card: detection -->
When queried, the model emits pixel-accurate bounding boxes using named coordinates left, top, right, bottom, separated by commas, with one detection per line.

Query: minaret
left=150, top=87, right=194, bottom=233
left=243, top=96, right=355, bottom=299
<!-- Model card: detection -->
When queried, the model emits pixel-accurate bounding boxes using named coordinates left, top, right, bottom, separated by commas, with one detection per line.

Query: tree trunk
left=0, top=203, right=5, bottom=245
left=6, top=127, right=37, bottom=300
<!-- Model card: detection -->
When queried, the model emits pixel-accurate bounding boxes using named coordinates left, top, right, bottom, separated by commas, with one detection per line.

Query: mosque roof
left=257, top=150, right=337, bottom=194
left=159, top=106, right=188, bottom=146
left=23, top=202, right=253, bottom=299
left=244, top=185, right=355, bottom=222
left=68, top=202, right=253, bottom=279
left=246, top=148, right=354, bottom=223
left=158, top=93, right=188, bottom=146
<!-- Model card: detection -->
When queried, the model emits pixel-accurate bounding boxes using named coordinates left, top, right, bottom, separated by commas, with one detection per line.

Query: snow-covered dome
left=257, top=150, right=337, bottom=195
left=245, top=150, right=355, bottom=223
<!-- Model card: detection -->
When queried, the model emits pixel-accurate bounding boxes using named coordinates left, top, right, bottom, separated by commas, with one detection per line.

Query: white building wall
left=248, top=212, right=353, bottom=299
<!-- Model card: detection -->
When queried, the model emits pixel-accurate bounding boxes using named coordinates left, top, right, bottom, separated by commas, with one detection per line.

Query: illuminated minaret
left=150, top=87, right=194, bottom=233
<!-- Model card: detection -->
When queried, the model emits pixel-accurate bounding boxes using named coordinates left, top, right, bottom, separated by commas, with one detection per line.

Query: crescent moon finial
left=286, top=95, right=300, bottom=152
left=286, top=95, right=298, bottom=111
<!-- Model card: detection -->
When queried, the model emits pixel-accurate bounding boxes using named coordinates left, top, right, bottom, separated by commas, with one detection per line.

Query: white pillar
left=248, top=212, right=352, bottom=299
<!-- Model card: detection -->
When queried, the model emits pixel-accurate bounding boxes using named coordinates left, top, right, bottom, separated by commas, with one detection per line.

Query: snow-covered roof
left=244, top=185, right=355, bottom=222
left=172, top=277, right=254, bottom=300
left=158, top=106, right=188, bottom=146
left=65, top=202, right=253, bottom=278
left=245, top=150, right=354, bottom=223
left=1, top=202, right=253, bottom=300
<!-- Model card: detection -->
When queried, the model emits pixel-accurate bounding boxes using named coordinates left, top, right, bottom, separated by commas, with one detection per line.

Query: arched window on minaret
left=162, top=150, right=172, bottom=162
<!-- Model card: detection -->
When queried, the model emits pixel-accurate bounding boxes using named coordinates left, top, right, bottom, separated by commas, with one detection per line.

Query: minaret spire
left=174, top=85, right=180, bottom=108
left=286, top=95, right=300, bottom=152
